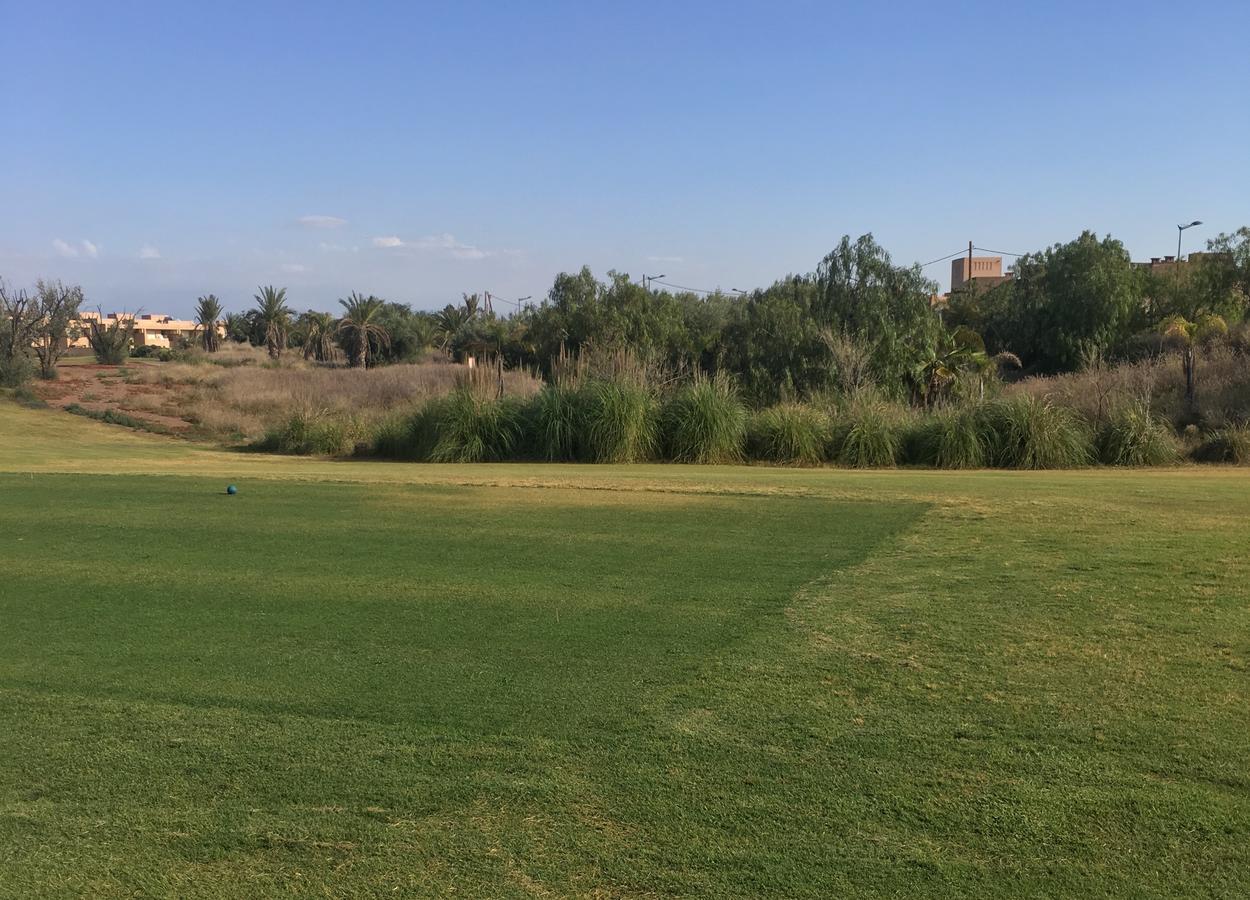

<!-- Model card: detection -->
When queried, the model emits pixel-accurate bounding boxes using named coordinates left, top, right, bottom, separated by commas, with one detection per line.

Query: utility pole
left=967, top=240, right=974, bottom=291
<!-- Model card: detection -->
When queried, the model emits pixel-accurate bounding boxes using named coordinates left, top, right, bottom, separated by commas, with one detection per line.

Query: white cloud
left=371, top=232, right=488, bottom=260
left=298, top=214, right=347, bottom=229
left=280, top=263, right=307, bottom=273
left=647, top=255, right=684, bottom=264
left=53, top=238, right=100, bottom=259
left=138, top=244, right=161, bottom=260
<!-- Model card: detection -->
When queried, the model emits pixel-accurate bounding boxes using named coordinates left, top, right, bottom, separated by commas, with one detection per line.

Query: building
left=1132, top=251, right=1227, bottom=277
left=66, top=311, right=221, bottom=349
left=950, top=256, right=1014, bottom=292
left=931, top=255, right=1015, bottom=308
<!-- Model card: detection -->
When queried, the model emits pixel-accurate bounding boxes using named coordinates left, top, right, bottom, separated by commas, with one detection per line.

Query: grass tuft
left=746, top=403, right=830, bottom=466
left=979, top=395, right=1093, bottom=469
left=1192, top=423, right=1250, bottom=464
left=661, top=372, right=748, bottom=464
left=578, top=379, right=658, bottom=463
left=1097, top=403, right=1179, bottom=466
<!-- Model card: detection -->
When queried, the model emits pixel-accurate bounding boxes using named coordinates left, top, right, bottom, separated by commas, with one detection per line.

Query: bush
left=527, top=382, right=583, bottom=461
left=1097, top=403, right=1179, bottom=466
left=0, top=353, right=34, bottom=388
left=906, top=406, right=987, bottom=469
left=662, top=372, right=747, bottom=464
left=746, top=403, right=830, bottom=466
left=63, top=403, right=174, bottom=435
left=980, top=395, right=1093, bottom=469
left=1192, top=424, right=1250, bottom=464
left=578, top=379, right=658, bottom=463
left=832, top=401, right=902, bottom=468
left=257, top=410, right=366, bottom=456
left=429, top=389, right=525, bottom=463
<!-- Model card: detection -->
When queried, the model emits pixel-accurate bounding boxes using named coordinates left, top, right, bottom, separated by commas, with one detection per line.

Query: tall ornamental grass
left=980, top=395, right=1093, bottom=469
left=528, top=382, right=583, bottom=461
left=579, top=379, right=658, bottom=463
left=257, top=409, right=367, bottom=456
left=662, top=372, right=747, bottom=464
left=1192, top=424, right=1250, bottom=464
left=907, top=406, right=987, bottom=469
left=746, top=403, right=830, bottom=466
left=832, top=401, right=902, bottom=468
left=1096, top=403, right=1179, bottom=466
left=428, top=389, right=525, bottom=463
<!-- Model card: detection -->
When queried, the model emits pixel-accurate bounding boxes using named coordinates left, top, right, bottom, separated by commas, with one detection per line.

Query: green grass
left=1, top=400, right=1250, bottom=897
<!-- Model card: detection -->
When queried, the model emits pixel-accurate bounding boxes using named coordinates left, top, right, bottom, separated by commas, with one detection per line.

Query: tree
left=434, top=304, right=470, bottom=352
left=1001, top=232, right=1144, bottom=373
left=337, top=292, right=390, bottom=368
left=223, top=312, right=251, bottom=343
left=253, top=285, right=291, bottom=359
left=0, top=280, right=38, bottom=387
left=30, top=280, right=84, bottom=379
left=815, top=234, right=943, bottom=396
left=1159, top=313, right=1228, bottom=415
left=86, top=310, right=137, bottom=365
left=297, top=310, right=337, bottom=362
left=194, top=294, right=223, bottom=352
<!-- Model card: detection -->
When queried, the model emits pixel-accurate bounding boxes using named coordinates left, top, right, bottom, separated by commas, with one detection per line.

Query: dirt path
left=33, top=362, right=193, bottom=434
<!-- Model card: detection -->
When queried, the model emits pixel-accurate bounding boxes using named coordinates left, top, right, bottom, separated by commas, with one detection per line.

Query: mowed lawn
left=1, top=403, right=1249, bottom=897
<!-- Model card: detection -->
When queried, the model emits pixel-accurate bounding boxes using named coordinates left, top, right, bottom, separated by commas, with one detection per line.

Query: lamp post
left=643, top=274, right=665, bottom=291
left=1177, top=220, right=1202, bottom=262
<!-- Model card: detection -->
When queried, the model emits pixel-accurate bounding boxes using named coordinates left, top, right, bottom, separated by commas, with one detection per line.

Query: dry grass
left=1010, top=347, right=1250, bottom=429
left=124, top=353, right=543, bottom=442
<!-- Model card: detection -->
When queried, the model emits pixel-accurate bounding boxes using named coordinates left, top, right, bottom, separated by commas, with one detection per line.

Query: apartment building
left=67, top=311, right=221, bottom=349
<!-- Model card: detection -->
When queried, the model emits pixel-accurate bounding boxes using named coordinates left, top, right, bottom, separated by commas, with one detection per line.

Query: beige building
left=67, top=311, right=221, bottom=349
left=950, top=256, right=1013, bottom=292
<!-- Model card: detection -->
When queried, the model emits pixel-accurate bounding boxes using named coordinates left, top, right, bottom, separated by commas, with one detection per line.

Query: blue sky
left=2, top=0, right=1247, bottom=316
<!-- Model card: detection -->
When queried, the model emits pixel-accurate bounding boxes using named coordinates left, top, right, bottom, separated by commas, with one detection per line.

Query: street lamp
left=1177, top=220, right=1202, bottom=261
left=643, top=274, right=665, bottom=291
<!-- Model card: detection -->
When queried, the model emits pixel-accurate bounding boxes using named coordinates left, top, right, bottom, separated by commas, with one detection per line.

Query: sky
left=2, top=0, right=1248, bottom=316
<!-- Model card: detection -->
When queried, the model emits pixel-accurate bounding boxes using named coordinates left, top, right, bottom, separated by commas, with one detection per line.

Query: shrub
left=578, top=379, right=658, bottom=463
left=662, top=372, right=747, bottom=464
left=429, top=389, right=525, bottom=463
left=0, top=353, right=34, bottom=388
left=832, top=401, right=902, bottom=468
left=257, top=410, right=366, bottom=456
left=1192, top=424, right=1250, bottom=464
left=979, top=395, right=1093, bottom=469
left=1097, top=403, right=1179, bottom=466
left=63, top=403, right=174, bottom=435
left=527, top=382, right=583, bottom=461
left=746, top=403, right=830, bottom=466
left=907, top=406, right=986, bottom=469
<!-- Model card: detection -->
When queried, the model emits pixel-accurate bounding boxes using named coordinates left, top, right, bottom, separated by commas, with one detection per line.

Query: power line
left=651, top=279, right=741, bottom=295
left=919, top=249, right=968, bottom=268
left=973, top=246, right=1026, bottom=258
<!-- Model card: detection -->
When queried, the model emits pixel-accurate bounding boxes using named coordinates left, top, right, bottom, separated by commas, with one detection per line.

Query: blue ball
left=226, top=484, right=238, bottom=495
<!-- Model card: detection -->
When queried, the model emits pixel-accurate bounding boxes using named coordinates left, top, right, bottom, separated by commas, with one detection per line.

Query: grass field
left=1, top=401, right=1249, bottom=897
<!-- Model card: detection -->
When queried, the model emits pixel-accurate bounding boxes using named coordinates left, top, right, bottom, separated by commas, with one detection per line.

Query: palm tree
left=253, top=285, right=291, bottom=359
left=434, top=304, right=468, bottom=352
left=297, top=310, right=337, bottom=362
left=194, top=294, right=223, bottom=352
left=462, top=292, right=481, bottom=319
left=1160, top=313, right=1228, bottom=412
left=337, top=292, right=390, bottom=368
left=223, top=312, right=249, bottom=343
